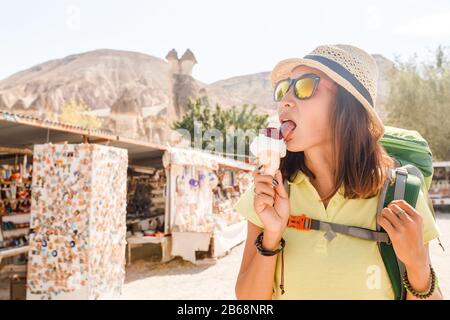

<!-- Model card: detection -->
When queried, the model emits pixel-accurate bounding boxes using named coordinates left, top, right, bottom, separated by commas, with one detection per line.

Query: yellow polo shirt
left=234, top=171, right=441, bottom=300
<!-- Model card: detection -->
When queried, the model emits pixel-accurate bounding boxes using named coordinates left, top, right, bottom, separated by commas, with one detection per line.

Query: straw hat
left=271, top=44, right=384, bottom=138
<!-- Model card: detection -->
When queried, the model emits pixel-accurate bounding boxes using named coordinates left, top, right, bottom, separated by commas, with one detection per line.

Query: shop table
left=0, top=245, right=29, bottom=265
left=126, top=235, right=173, bottom=265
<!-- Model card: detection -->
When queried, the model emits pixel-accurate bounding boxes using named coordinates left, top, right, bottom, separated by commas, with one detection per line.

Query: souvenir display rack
left=163, top=147, right=255, bottom=262
left=212, top=168, right=252, bottom=232
left=169, top=164, right=252, bottom=234
left=430, top=163, right=450, bottom=208
left=126, top=167, right=166, bottom=237
left=0, top=156, right=33, bottom=253
left=26, top=143, right=128, bottom=300
left=125, top=166, right=170, bottom=265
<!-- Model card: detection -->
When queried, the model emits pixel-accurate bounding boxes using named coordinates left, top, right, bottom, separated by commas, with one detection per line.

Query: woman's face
left=278, top=65, right=337, bottom=152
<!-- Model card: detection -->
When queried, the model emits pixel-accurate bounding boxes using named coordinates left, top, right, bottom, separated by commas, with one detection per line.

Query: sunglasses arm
left=320, top=77, right=337, bottom=93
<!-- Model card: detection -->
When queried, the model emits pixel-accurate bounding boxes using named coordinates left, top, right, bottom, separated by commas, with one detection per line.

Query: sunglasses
left=274, top=73, right=332, bottom=102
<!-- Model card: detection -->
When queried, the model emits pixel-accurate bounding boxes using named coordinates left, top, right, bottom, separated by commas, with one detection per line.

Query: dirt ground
left=121, top=212, right=450, bottom=300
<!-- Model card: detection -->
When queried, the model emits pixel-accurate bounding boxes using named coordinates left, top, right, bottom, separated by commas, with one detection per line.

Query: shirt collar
left=287, top=171, right=308, bottom=185
left=287, top=170, right=346, bottom=199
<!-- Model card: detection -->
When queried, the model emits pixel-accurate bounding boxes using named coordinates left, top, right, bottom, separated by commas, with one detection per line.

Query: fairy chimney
left=165, top=49, right=179, bottom=74
left=179, top=49, right=197, bottom=76
left=165, top=48, right=199, bottom=120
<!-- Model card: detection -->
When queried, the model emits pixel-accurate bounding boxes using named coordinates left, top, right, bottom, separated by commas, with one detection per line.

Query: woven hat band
left=304, top=54, right=374, bottom=107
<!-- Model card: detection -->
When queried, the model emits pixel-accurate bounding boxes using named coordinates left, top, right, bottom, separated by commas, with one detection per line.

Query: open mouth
left=280, top=120, right=297, bottom=141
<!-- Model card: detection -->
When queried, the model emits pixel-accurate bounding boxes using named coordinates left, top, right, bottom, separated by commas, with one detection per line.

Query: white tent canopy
left=163, top=146, right=255, bottom=171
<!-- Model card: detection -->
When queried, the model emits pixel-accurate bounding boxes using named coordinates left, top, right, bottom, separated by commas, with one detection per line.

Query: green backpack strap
left=376, top=166, right=422, bottom=300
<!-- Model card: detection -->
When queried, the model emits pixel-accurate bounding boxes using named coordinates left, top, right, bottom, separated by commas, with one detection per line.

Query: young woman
left=234, top=44, right=443, bottom=300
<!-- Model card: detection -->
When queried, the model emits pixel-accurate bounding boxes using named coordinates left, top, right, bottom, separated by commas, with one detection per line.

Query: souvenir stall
left=0, top=111, right=168, bottom=299
left=26, top=143, right=128, bottom=300
left=126, top=166, right=166, bottom=233
left=0, top=148, right=33, bottom=266
left=125, top=165, right=172, bottom=265
left=430, top=161, right=450, bottom=211
left=163, top=147, right=254, bottom=263
left=212, top=167, right=253, bottom=257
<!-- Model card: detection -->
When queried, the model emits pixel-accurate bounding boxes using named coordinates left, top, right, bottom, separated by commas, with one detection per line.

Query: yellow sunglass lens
left=295, top=78, right=316, bottom=98
left=274, top=80, right=290, bottom=101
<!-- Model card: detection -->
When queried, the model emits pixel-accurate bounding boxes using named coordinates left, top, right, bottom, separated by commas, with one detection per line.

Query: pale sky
left=1, top=0, right=449, bottom=83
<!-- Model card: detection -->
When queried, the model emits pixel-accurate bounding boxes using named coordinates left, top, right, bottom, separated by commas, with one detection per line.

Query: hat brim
left=271, top=58, right=384, bottom=138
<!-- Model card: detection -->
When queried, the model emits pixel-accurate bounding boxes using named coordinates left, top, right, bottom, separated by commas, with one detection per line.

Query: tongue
left=280, top=121, right=296, bottom=140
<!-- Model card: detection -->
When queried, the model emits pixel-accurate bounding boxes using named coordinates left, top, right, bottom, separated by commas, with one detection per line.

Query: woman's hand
left=378, top=200, right=444, bottom=299
left=377, top=200, right=428, bottom=270
left=252, top=168, right=290, bottom=241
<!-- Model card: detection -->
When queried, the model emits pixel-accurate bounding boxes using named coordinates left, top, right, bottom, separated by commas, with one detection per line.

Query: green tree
left=384, top=46, right=450, bottom=160
left=172, top=99, right=268, bottom=161
left=60, top=97, right=103, bottom=129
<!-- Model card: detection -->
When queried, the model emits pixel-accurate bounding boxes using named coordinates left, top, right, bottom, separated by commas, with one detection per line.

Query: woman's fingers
left=252, top=167, right=261, bottom=177
left=390, top=200, right=422, bottom=221
left=253, top=172, right=278, bottom=186
left=380, top=207, right=402, bottom=229
left=377, top=211, right=396, bottom=235
left=273, top=170, right=288, bottom=199
left=252, top=167, right=281, bottom=212
left=254, top=182, right=275, bottom=198
left=254, top=192, right=274, bottom=208
left=388, top=203, right=414, bottom=223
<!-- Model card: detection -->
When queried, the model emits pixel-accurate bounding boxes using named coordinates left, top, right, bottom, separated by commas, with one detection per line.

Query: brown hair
left=280, top=85, right=393, bottom=201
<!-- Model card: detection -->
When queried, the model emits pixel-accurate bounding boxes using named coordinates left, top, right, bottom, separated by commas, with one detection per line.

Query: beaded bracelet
left=402, top=265, right=437, bottom=299
left=254, top=232, right=285, bottom=256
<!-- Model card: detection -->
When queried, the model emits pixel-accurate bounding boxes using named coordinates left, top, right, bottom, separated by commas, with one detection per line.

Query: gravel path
left=122, top=213, right=450, bottom=300
left=122, top=248, right=243, bottom=300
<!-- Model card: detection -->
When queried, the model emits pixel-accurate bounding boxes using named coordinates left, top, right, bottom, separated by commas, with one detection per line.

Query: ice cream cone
left=250, top=125, right=286, bottom=177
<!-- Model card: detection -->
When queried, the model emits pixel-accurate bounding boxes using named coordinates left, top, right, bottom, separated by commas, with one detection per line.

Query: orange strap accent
left=287, top=214, right=312, bottom=231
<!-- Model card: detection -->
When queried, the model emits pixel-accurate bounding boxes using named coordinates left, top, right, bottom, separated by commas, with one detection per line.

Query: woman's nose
left=278, top=90, right=297, bottom=110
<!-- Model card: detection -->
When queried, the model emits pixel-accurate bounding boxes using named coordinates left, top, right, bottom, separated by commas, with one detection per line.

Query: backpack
left=285, top=126, right=443, bottom=300
left=378, top=126, right=444, bottom=299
